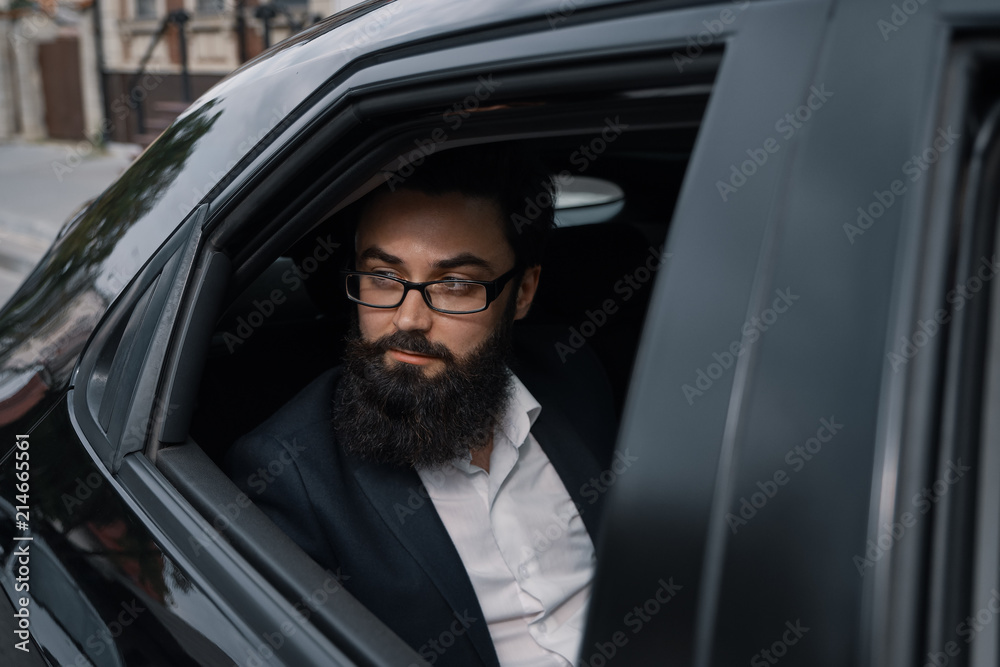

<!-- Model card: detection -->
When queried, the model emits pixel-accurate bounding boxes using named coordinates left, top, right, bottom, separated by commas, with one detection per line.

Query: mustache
left=334, top=320, right=514, bottom=468
left=357, top=329, right=455, bottom=363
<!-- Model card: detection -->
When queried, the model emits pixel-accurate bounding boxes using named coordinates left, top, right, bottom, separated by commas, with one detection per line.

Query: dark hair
left=375, top=142, right=555, bottom=267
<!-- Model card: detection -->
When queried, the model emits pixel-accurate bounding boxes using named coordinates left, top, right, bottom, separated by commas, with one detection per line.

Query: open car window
left=140, top=43, right=716, bottom=665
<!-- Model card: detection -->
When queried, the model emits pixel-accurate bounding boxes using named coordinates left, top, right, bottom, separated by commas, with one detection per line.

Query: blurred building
left=0, top=0, right=363, bottom=146
left=0, top=0, right=104, bottom=141
left=99, top=0, right=366, bottom=145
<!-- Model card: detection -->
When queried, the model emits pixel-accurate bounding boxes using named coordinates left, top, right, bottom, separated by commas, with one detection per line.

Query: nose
left=392, top=286, right=433, bottom=333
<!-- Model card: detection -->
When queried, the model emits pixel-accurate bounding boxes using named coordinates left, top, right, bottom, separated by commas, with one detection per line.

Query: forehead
left=355, top=189, right=513, bottom=265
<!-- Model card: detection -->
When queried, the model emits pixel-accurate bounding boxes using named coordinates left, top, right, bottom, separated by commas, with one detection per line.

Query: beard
left=332, top=305, right=517, bottom=469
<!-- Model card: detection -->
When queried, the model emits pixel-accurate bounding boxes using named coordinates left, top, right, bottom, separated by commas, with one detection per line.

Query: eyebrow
left=358, top=247, right=403, bottom=265
left=358, top=247, right=493, bottom=271
left=433, top=252, right=492, bottom=271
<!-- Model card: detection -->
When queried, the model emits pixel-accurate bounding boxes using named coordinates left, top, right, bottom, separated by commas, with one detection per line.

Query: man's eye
left=440, top=281, right=474, bottom=292
left=368, top=273, right=398, bottom=287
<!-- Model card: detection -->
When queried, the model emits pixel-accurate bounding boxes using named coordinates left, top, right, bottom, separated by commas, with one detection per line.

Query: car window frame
left=117, top=36, right=721, bottom=665
left=934, top=41, right=1000, bottom=667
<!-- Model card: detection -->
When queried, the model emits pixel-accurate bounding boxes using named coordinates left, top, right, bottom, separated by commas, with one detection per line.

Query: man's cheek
left=357, top=310, right=389, bottom=341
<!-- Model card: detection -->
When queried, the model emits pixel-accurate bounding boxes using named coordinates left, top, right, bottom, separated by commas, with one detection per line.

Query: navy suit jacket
left=225, top=356, right=616, bottom=667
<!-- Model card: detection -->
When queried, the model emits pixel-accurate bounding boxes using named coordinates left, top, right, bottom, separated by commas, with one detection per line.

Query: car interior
left=188, top=132, right=695, bottom=459
left=141, top=52, right=718, bottom=661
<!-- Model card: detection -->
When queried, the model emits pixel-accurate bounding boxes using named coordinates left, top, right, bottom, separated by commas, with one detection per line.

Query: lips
left=388, top=348, right=440, bottom=365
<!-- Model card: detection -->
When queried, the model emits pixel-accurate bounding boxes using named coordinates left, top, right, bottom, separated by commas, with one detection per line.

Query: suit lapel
left=530, top=402, right=607, bottom=541
left=348, top=458, right=500, bottom=667
left=341, top=370, right=610, bottom=667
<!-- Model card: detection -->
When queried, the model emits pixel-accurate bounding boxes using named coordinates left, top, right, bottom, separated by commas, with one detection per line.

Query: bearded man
left=225, top=144, right=617, bottom=667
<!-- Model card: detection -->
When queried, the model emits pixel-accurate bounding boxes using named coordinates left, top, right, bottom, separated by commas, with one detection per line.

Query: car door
left=144, top=10, right=722, bottom=667
left=583, top=0, right=1000, bottom=666
left=25, top=1, right=727, bottom=665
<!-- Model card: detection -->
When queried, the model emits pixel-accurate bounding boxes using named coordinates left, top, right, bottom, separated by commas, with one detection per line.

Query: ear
left=513, top=265, right=541, bottom=321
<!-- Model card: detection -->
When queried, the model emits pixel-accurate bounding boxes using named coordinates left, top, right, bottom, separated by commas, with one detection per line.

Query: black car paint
left=0, top=2, right=730, bottom=664
left=1, top=0, right=999, bottom=665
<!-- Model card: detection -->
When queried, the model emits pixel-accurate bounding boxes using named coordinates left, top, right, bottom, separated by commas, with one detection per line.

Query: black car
left=3, top=0, right=1000, bottom=664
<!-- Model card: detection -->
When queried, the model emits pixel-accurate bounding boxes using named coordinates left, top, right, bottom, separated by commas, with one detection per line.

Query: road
left=0, top=140, right=141, bottom=311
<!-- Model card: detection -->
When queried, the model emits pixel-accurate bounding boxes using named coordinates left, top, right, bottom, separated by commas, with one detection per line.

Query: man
left=225, top=144, right=617, bottom=666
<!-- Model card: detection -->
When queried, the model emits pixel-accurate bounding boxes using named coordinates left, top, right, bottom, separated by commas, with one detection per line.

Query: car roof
left=0, top=0, right=727, bottom=392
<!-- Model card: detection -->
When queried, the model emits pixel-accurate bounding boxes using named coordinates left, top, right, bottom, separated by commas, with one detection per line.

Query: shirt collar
left=443, top=371, right=541, bottom=473
left=496, top=371, right=541, bottom=451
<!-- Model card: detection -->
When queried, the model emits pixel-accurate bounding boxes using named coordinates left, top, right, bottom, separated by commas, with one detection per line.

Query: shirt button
left=538, top=622, right=547, bottom=633
left=518, top=564, right=529, bottom=578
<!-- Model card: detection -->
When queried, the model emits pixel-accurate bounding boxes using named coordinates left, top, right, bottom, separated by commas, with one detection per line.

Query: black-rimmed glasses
left=342, top=266, right=520, bottom=314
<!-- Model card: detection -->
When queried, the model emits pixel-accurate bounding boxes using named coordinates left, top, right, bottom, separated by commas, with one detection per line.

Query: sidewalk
left=0, top=140, right=141, bottom=308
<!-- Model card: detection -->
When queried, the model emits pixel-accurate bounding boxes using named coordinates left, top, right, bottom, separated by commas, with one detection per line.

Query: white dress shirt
left=416, top=374, right=595, bottom=666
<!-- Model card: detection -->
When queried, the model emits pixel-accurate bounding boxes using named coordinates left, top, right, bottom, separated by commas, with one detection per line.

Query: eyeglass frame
left=341, top=265, right=522, bottom=314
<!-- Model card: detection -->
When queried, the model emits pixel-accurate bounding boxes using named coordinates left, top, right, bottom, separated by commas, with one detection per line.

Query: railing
left=254, top=2, right=308, bottom=50
left=123, top=4, right=314, bottom=138
left=126, top=10, right=192, bottom=136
